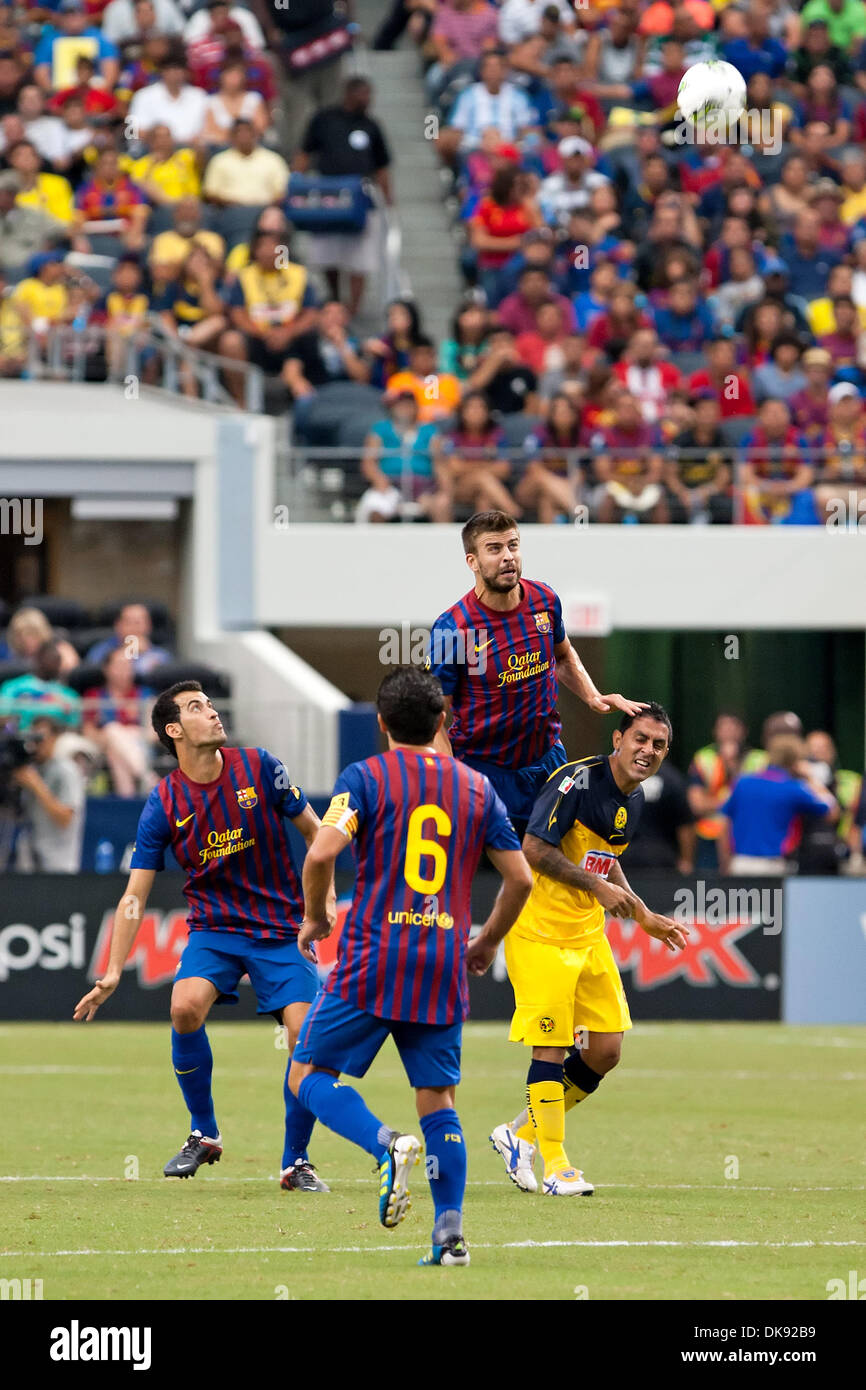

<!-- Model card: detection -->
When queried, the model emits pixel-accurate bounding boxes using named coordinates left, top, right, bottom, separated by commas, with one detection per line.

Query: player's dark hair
left=461, top=509, right=519, bottom=554
left=618, top=701, right=673, bottom=746
left=151, top=681, right=204, bottom=758
left=377, top=668, right=444, bottom=746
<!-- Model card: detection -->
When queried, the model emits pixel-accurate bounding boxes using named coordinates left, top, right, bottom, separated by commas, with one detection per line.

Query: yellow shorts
left=504, top=930, right=632, bottom=1047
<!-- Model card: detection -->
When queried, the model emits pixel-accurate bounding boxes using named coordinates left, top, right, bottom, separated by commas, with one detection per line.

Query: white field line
left=1, top=1239, right=865, bottom=1259
left=0, top=1175, right=863, bottom=1192
left=3, top=1064, right=866, bottom=1082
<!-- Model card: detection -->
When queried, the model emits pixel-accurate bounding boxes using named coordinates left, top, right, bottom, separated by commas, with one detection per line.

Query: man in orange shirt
left=385, top=336, right=462, bottom=422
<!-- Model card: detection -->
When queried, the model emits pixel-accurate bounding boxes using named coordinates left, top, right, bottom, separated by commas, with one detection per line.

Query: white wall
left=254, top=524, right=863, bottom=631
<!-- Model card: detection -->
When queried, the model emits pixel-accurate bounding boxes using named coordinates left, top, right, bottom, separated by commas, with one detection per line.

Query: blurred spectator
left=790, top=345, right=834, bottom=439
left=7, top=140, right=75, bottom=226
left=184, top=0, right=265, bottom=52
left=426, top=0, right=500, bottom=104
left=497, top=264, right=575, bottom=335
left=438, top=390, right=520, bottom=521
left=74, top=146, right=149, bottom=252
left=219, top=228, right=318, bottom=405
left=798, top=729, right=860, bottom=873
left=720, top=733, right=837, bottom=875
left=93, top=253, right=153, bottom=378
left=11, top=714, right=86, bottom=873
left=284, top=299, right=370, bottom=432
left=33, top=0, right=120, bottom=94
left=155, top=243, right=226, bottom=391
left=651, top=277, right=716, bottom=352
left=813, top=381, right=866, bottom=518
left=788, top=17, right=852, bottom=92
left=538, top=136, right=610, bottom=231
left=465, top=325, right=538, bottom=413
left=0, top=169, right=64, bottom=275
left=518, top=390, right=582, bottom=522
left=515, top=298, right=569, bottom=374
left=123, top=123, right=200, bottom=207
left=366, top=298, right=425, bottom=388
left=622, top=758, right=696, bottom=873
left=710, top=247, right=767, bottom=330
left=612, top=326, right=681, bottom=424
left=688, top=335, right=756, bottom=418
left=127, top=52, right=208, bottom=144
left=666, top=393, right=732, bottom=524
left=202, top=117, right=289, bottom=207
left=753, top=332, right=808, bottom=404
left=254, top=0, right=352, bottom=149
left=438, top=49, right=536, bottom=161
left=0, top=51, right=26, bottom=120
left=357, top=391, right=443, bottom=523
left=688, top=713, right=749, bottom=871
left=148, top=196, right=225, bottom=278
left=817, top=293, right=864, bottom=366
left=800, top=0, right=866, bottom=54
left=587, top=283, right=652, bottom=356
left=101, top=0, right=185, bottom=47
left=759, top=152, right=812, bottom=234
left=470, top=163, right=543, bottom=300
left=82, top=646, right=155, bottom=797
left=296, top=76, right=392, bottom=319
left=9, top=250, right=74, bottom=356
left=779, top=208, right=843, bottom=301
left=0, top=639, right=81, bottom=733
left=438, top=300, right=489, bottom=382
left=590, top=391, right=668, bottom=523
left=740, top=398, right=816, bottom=524
left=385, top=335, right=462, bottom=422
left=201, top=58, right=269, bottom=145
left=85, top=602, right=172, bottom=675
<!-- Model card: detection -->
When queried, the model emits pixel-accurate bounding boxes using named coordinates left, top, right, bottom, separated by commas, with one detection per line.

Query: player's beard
left=478, top=558, right=522, bottom=595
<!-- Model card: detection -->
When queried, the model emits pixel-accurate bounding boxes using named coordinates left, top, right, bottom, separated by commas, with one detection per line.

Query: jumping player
left=490, top=704, right=689, bottom=1194
left=73, top=680, right=335, bottom=1192
left=290, top=668, right=532, bottom=1267
left=428, top=510, right=645, bottom=835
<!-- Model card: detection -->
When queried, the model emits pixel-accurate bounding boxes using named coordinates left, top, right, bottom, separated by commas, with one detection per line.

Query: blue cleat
left=419, top=1235, right=470, bottom=1267
left=378, top=1133, right=422, bottom=1228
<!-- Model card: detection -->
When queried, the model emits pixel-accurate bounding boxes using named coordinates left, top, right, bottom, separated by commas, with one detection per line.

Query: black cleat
left=163, top=1130, right=222, bottom=1178
left=280, top=1160, right=330, bottom=1192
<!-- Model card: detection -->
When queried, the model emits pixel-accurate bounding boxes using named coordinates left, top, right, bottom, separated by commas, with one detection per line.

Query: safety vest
left=691, top=744, right=731, bottom=840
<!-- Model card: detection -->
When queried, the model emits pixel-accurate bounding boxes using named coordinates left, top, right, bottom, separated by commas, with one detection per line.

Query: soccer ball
left=676, top=60, right=747, bottom=123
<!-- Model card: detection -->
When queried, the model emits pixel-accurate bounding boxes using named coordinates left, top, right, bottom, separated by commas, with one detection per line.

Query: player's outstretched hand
left=466, top=933, right=497, bottom=977
left=73, top=974, right=120, bottom=1022
left=298, top=916, right=331, bottom=964
left=589, top=694, right=649, bottom=717
left=640, top=913, right=690, bottom=953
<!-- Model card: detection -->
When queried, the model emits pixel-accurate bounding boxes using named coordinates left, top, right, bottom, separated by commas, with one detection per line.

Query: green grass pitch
left=2, top=1020, right=864, bottom=1301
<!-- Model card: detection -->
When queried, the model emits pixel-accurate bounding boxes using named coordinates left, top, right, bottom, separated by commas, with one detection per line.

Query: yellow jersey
left=516, top=755, right=643, bottom=948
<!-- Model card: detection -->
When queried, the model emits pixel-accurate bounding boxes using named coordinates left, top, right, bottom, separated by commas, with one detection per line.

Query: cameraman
left=12, top=715, right=86, bottom=873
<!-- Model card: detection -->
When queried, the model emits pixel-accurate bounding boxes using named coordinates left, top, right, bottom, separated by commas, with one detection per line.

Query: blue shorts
left=294, top=990, right=462, bottom=1089
left=175, top=930, right=318, bottom=1018
left=462, top=740, right=568, bottom=833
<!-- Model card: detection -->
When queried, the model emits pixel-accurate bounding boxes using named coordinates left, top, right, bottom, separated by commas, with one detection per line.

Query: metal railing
left=19, top=320, right=265, bottom=413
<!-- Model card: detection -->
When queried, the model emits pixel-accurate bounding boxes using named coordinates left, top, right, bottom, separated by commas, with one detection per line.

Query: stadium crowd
left=6, top=0, right=866, bottom=521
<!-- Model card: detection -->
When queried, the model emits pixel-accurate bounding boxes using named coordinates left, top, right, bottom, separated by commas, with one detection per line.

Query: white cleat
left=489, top=1123, right=538, bottom=1193
left=379, top=1133, right=423, bottom=1228
left=542, top=1166, right=594, bottom=1196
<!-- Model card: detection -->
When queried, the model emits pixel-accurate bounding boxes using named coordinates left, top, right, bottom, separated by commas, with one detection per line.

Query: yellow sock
left=512, top=1080, right=588, bottom=1141
left=513, top=1113, right=536, bottom=1144
left=563, top=1077, right=590, bottom=1111
left=526, top=1080, right=568, bottom=1175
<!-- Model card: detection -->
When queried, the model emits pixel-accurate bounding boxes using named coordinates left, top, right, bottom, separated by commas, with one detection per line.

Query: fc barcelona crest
left=534, top=611, right=551, bottom=634
left=237, top=786, right=258, bottom=810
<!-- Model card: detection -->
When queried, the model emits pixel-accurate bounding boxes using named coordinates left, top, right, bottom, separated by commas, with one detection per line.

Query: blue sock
left=171, top=1026, right=217, bottom=1137
left=420, top=1108, right=466, bottom=1244
left=282, top=1056, right=316, bottom=1170
left=298, top=1072, right=388, bottom=1159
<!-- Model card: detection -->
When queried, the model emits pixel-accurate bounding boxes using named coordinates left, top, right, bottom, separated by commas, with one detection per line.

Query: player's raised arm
left=553, top=637, right=647, bottom=718
left=465, top=846, right=533, bottom=975
left=73, top=868, right=156, bottom=1021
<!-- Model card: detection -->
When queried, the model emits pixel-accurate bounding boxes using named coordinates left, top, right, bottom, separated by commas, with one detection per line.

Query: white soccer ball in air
left=676, top=60, right=748, bottom=123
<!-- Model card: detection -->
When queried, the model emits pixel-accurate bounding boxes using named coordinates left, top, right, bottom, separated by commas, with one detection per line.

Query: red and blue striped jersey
left=428, top=579, right=566, bottom=769
left=321, top=749, right=520, bottom=1024
left=130, top=746, right=307, bottom=939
